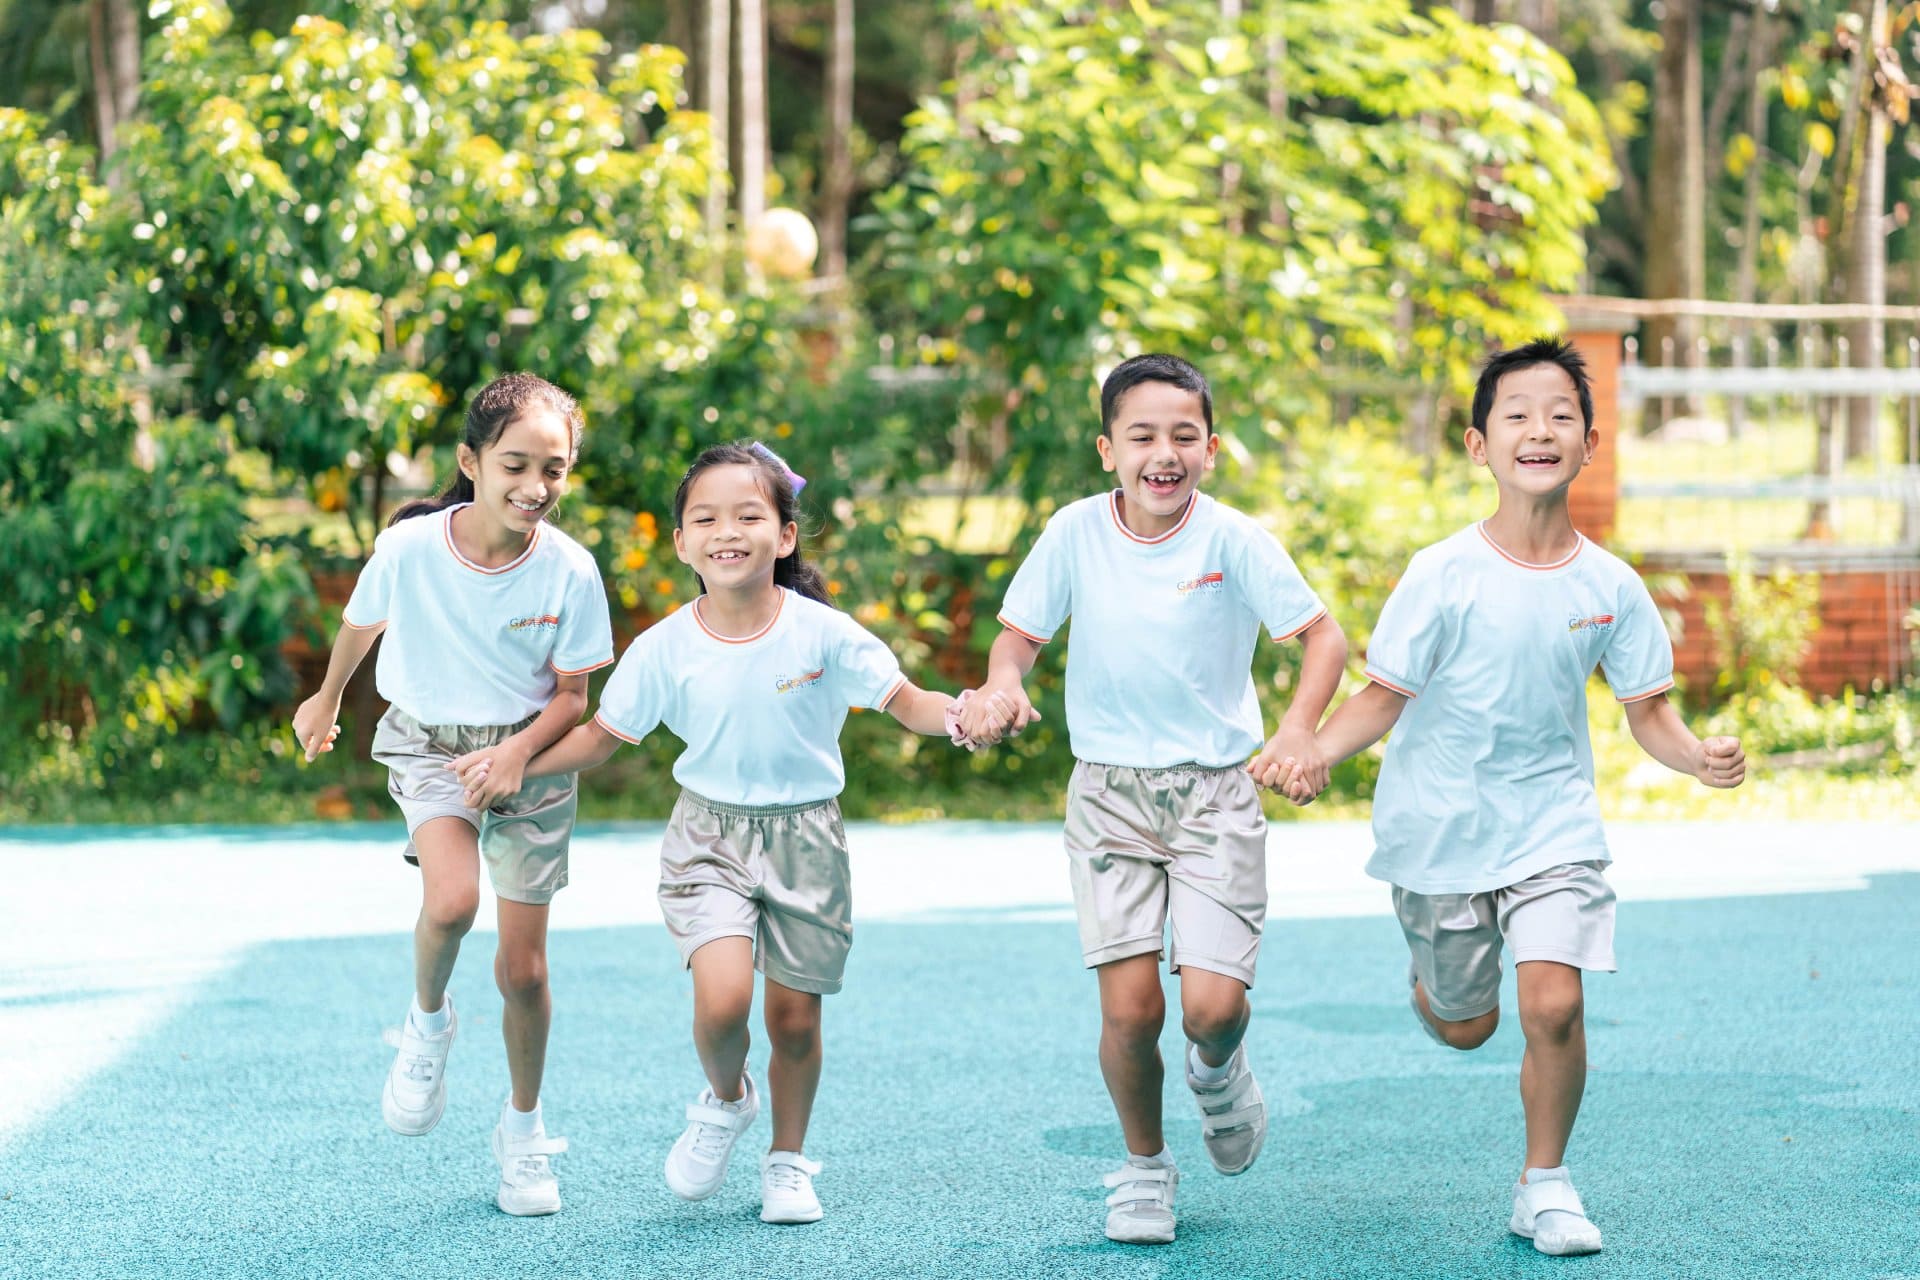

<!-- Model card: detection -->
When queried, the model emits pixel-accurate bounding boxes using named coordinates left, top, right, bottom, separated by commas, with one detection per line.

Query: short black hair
left=1100, top=353, right=1214, bottom=436
left=1470, top=338, right=1594, bottom=436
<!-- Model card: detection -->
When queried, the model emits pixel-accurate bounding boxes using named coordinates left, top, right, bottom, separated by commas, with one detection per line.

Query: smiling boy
left=961, top=353, right=1348, bottom=1245
left=1271, top=338, right=1746, bottom=1256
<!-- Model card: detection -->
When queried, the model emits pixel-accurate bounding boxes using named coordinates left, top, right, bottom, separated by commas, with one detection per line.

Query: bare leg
left=494, top=896, right=552, bottom=1112
left=1515, top=960, right=1587, bottom=1175
left=1178, top=966, right=1250, bottom=1069
left=411, top=817, right=480, bottom=1012
left=763, top=979, right=823, bottom=1153
left=1096, top=954, right=1168, bottom=1156
left=1413, top=977, right=1500, bottom=1050
left=688, top=937, right=755, bottom=1101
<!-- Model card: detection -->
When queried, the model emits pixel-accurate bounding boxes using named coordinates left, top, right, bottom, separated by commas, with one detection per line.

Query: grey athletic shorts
left=1393, top=861, right=1617, bottom=1021
left=657, top=789, right=853, bottom=996
left=1063, top=759, right=1269, bottom=988
left=370, top=706, right=577, bottom=905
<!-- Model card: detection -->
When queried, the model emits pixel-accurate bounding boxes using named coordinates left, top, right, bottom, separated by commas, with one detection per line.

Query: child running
left=1270, top=338, right=1746, bottom=1255
left=476, top=441, right=1006, bottom=1225
left=961, top=353, right=1349, bottom=1245
left=292, top=373, right=615, bottom=1216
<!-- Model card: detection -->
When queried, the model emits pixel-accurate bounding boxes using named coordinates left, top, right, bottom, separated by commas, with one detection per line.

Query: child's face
left=1096, top=381, right=1218, bottom=536
left=673, top=463, right=797, bottom=592
left=459, top=409, right=573, bottom=535
left=1467, top=363, right=1594, bottom=498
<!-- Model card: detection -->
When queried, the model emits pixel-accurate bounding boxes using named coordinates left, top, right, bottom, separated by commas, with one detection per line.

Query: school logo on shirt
left=775, top=667, right=826, bottom=694
left=1177, top=571, right=1225, bottom=595
left=508, top=613, right=561, bottom=632
left=1566, top=613, right=1615, bottom=634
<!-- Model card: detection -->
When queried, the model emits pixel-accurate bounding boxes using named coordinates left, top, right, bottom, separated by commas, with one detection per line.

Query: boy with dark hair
left=1274, top=337, right=1746, bottom=1255
left=962, top=353, right=1348, bottom=1245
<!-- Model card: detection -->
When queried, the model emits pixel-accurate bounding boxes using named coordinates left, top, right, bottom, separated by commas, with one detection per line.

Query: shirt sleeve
left=996, top=513, right=1072, bottom=643
left=341, top=529, right=398, bottom=629
left=551, top=560, right=616, bottom=676
left=1235, top=524, right=1327, bottom=641
left=832, top=612, right=909, bottom=711
left=593, top=633, right=668, bottom=743
left=1361, top=551, right=1448, bottom=698
left=1598, top=576, right=1676, bottom=702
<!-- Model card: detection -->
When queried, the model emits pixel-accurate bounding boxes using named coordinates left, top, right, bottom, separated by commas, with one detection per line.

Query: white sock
left=1187, top=1043, right=1232, bottom=1085
left=712, top=1080, right=750, bottom=1110
left=502, top=1098, right=543, bottom=1140
left=1127, top=1145, right=1175, bottom=1169
left=410, top=995, right=452, bottom=1034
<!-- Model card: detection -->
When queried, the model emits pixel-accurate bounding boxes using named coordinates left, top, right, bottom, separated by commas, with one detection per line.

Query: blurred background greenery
left=3, top=0, right=1916, bottom=824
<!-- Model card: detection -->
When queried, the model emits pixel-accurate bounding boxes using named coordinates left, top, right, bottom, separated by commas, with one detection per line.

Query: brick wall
left=1646, top=564, right=1920, bottom=697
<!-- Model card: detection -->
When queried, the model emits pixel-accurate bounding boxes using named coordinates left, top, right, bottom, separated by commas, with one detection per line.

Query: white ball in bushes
left=745, top=207, right=819, bottom=279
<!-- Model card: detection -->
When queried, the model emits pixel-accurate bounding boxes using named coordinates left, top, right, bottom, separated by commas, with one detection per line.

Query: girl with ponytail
left=293, top=372, right=614, bottom=1218
left=483, top=440, right=1013, bottom=1226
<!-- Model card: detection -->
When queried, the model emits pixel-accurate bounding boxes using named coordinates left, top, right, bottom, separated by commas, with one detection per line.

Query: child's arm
left=961, top=628, right=1046, bottom=742
left=444, top=672, right=592, bottom=809
left=883, top=682, right=958, bottom=736
left=291, top=622, right=385, bottom=761
left=1247, top=612, right=1348, bottom=797
left=1622, top=693, right=1746, bottom=788
left=454, top=718, right=625, bottom=806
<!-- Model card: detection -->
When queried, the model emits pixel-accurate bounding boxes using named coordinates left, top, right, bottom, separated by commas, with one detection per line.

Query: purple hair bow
left=749, top=441, right=807, bottom=494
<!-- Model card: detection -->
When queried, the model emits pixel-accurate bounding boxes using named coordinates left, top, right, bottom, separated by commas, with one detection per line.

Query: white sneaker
left=1186, top=1042, right=1267, bottom=1175
left=759, top=1150, right=824, bottom=1224
left=1102, top=1156, right=1178, bottom=1245
left=381, top=996, right=456, bottom=1136
left=490, top=1109, right=568, bottom=1217
left=1510, top=1167, right=1604, bottom=1256
left=663, top=1072, right=758, bottom=1201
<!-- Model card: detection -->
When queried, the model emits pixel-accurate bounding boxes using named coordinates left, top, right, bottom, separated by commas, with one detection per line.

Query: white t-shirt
left=594, top=588, right=908, bottom=806
left=343, top=505, right=615, bottom=726
left=997, top=490, right=1327, bottom=769
left=1363, top=522, right=1676, bottom=894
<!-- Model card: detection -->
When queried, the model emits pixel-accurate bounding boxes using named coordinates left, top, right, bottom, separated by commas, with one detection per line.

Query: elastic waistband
left=1076, top=759, right=1245, bottom=778
left=679, top=788, right=837, bottom=819
left=389, top=707, right=539, bottom=736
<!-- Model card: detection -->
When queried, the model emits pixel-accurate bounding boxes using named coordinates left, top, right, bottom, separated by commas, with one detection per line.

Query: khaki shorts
left=1063, top=760, right=1269, bottom=988
left=370, top=706, right=577, bottom=906
left=1393, top=861, right=1617, bottom=1021
left=657, top=789, right=853, bottom=996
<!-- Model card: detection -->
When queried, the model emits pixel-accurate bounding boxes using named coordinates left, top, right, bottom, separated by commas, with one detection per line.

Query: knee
left=495, top=948, right=548, bottom=1002
left=1436, top=1011, right=1499, bottom=1050
left=1102, top=994, right=1166, bottom=1047
left=1180, top=996, right=1245, bottom=1049
left=421, top=889, right=479, bottom=936
left=694, top=985, right=754, bottom=1034
left=765, top=1003, right=821, bottom=1058
left=1520, top=989, right=1584, bottom=1043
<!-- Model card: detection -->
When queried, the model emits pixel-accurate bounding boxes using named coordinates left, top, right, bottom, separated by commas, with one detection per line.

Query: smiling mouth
left=1142, top=472, right=1184, bottom=492
left=510, top=498, right=545, bottom=513
left=1517, top=454, right=1561, bottom=467
left=710, top=550, right=747, bottom=562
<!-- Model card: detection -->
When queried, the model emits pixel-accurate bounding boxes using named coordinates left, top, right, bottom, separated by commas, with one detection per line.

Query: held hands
left=1695, top=735, right=1746, bottom=789
left=954, top=683, right=1041, bottom=748
left=291, top=694, right=343, bottom=762
left=1248, top=724, right=1328, bottom=806
left=946, top=688, right=1028, bottom=751
left=447, top=739, right=530, bottom=810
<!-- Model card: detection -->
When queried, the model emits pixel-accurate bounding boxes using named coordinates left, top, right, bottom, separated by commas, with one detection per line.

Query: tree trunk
left=1844, top=0, right=1889, bottom=458
left=1221, top=0, right=1243, bottom=238
left=1729, top=8, right=1777, bottom=441
left=1642, top=0, right=1705, bottom=428
left=735, top=0, right=767, bottom=232
left=701, top=0, right=731, bottom=245
left=87, top=0, right=139, bottom=165
left=820, top=0, right=854, bottom=281
left=1264, top=0, right=1288, bottom=232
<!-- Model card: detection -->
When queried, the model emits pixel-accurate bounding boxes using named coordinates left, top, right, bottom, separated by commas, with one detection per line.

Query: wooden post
left=1560, top=306, right=1636, bottom=544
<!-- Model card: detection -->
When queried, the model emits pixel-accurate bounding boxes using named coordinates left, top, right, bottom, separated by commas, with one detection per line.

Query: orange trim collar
left=1475, top=521, right=1583, bottom=571
left=692, top=591, right=786, bottom=644
left=1108, top=490, right=1197, bottom=545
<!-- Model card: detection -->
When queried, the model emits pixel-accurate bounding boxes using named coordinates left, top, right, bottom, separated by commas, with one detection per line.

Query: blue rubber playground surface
left=2, top=820, right=1916, bottom=1279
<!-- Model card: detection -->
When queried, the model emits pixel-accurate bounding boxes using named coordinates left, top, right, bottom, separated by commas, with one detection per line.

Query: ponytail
left=388, top=472, right=475, bottom=526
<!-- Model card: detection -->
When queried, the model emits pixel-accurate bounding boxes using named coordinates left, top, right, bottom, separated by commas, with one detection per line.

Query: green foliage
left=871, top=0, right=1612, bottom=515
left=1702, top=555, right=1820, bottom=697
